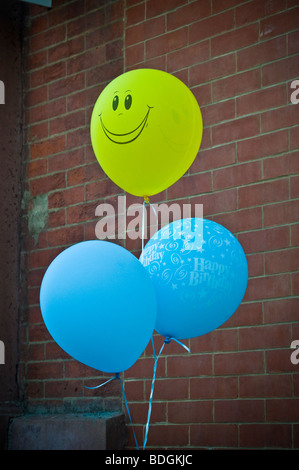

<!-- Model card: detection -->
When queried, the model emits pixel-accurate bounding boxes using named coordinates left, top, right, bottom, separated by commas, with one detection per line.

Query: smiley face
left=90, top=68, right=203, bottom=197
left=99, top=90, right=153, bottom=144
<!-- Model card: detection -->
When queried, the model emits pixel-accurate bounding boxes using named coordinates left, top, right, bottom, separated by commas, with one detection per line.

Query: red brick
left=240, top=424, right=292, bottom=448
left=49, top=72, right=85, bottom=100
left=215, top=399, right=264, bottom=422
left=28, top=97, right=66, bottom=123
left=213, top=69, right=260, bottom=101
left=262, top=55, right=299, bottom=86
left=48, top=209, right=65, bottom=228
left=28, top=122, right=49, bottom=143
left=126, top=2, right=145, bottom=26
left=190, top=143, right=236, bottom=173
left=237, top=36, right=286, bottom=72
left=168, top=400, right=213, bottom=423
left=213, top=207, right=262, bottom=233
left=212, top=115, right=260, bottom=147
left=166, top=0, right=211, bottom=30
left=167, top=41, right=209, bottom=73
left=190, top=377, right=238, bottom=399
left=239, top=374, right=292, bottom=399
left=211, top=23, right=259, bottom=57
left=248, top=252, right=265, bottom=276
left=189, top=9, right=234, bottom=45
left=238, top=226, right=290, bottom=254
left=260, top=7, right=299, bottom=41
left=48, top=0, right=85, bottom=27
left=30, top=61, right=66, bottom=88
left=191, top=188, right=237, bottom=217
left=66, top=202, right=98, bottom=225
left=291, top=224, right=299, bottom=247
left=48, top=149, right=84, bottom=173
left=27, top=361, right=63, bottom=381
left=86, top=59, right=123, bottom=87
left=236, top=0, right=286, bottom=27
left=29, top=247, right=62, bottom=270
left=30, top=135, right=66, bottom=160
left=190, top=424, right=238, bottom=448
left=264, top=200, right=299, bottom=226
left=238, top=178, right=289, bottom=209
left=145, top=28, right=188, bottom=59
left=167, top=172, right=211, bottom=200
left=30, top=172, right=66, bottom=197
left=213, top=161, right=262, bottom=190
left=45, top=379, right=84, bottom=398
left=191, top=83, right=212, bottom=107
left=146, top=0, right=185, bottom=19
left=264, top=298, right=299, bottom=323
left=146, top=424, right=189, bottom=447
left=126, top=43, right=144, bottom=67
left=29, top=24, right=66, bottom=53
left=291, top=174, right=299, bottom=198
left=237, top=130, right=288, bottom=162
left=191, top=329, right=238, bottom=353
left=266, top=398, right=299, bottom=422
left=146, top=378, right=188, bottom=401
left=237, top=84, right=287, bottom=116
left=25, top=85, right=48, bottom=108
left=265, top=247, right=299, bottom=275
left=200, top=99, right=235, bottom=127
left=288, top=29, right=299, bottom=55
left=67, top=47, right=106, bottom=75
left=27, top=158, right=48, bottom=179
left=167, top=354, right=212, bottom=377
left=290, top=126, right=299, bottom=150
left=66, top=127, right=90, bottom=151
left=261, top=104, right=298, bottom=133
left=244, top=274, right=291, bottom=301
left=67, top=9, right=105, bottom=38
left=48, top=225, right=84, bottom=247
left=125, top=17, right=165, bottom=47
left=214, top=351, right=264, bottom=375
left=27, top=49, right=48, bottom=71
left=49, top=110, right=86, bottom=136
left=190, top=53, right=235, bottom=87
left=239, top=324, right=291, bottom=350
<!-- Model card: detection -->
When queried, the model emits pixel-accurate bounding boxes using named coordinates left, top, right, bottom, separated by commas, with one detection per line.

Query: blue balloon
left=140, top=218, right=248, bottom=340
left=40, top=240, right=157, bottom=373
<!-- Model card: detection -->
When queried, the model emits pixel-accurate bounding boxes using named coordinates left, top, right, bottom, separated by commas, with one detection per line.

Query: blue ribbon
left=143, top=336, right=190, bottom=450
left=84, top=373, right=139, bottom=450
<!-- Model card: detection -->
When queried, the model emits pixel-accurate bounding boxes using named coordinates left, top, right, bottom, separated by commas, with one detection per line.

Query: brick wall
left=21, top=0, right=299, bottom=449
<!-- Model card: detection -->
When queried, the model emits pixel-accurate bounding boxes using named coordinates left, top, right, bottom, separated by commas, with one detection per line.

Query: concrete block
left=8, top=413, right=127, bottom=450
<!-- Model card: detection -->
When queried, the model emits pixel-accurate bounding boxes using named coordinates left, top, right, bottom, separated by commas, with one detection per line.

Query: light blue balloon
left=140, top=218, right=248, bottom=340
left=40, top=240, right=157, bottom=373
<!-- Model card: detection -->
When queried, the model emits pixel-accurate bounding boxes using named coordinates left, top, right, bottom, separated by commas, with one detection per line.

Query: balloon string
left=84, top=376, right=115, bottom=389
left=117, top=373, right=140, bottom=450
left=141, top=196, right=158, bottom=254
left=84, top=373, right=139, bottom=450
left=143, top=337, right=190, bottom=450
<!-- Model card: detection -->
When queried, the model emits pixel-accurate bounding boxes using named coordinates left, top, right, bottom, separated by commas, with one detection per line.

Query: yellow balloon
left=90, top=68, right=203, bottom=197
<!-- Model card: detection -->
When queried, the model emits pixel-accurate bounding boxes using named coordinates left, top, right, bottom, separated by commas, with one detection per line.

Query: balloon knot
left=144, top=196, right=150, bottom=204
left=115, top=372, right=120, bottom=379
left=164, top=336, right=172, bottom=344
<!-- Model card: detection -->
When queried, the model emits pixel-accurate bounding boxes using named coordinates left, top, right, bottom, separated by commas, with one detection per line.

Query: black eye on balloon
left=125, top=94, right=132, bottom=110
left=112, top=95, right=119, bottom=111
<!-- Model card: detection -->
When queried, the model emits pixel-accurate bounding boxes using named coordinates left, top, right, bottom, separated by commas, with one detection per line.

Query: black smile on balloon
left=99, top=106, right=153, bottom=144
